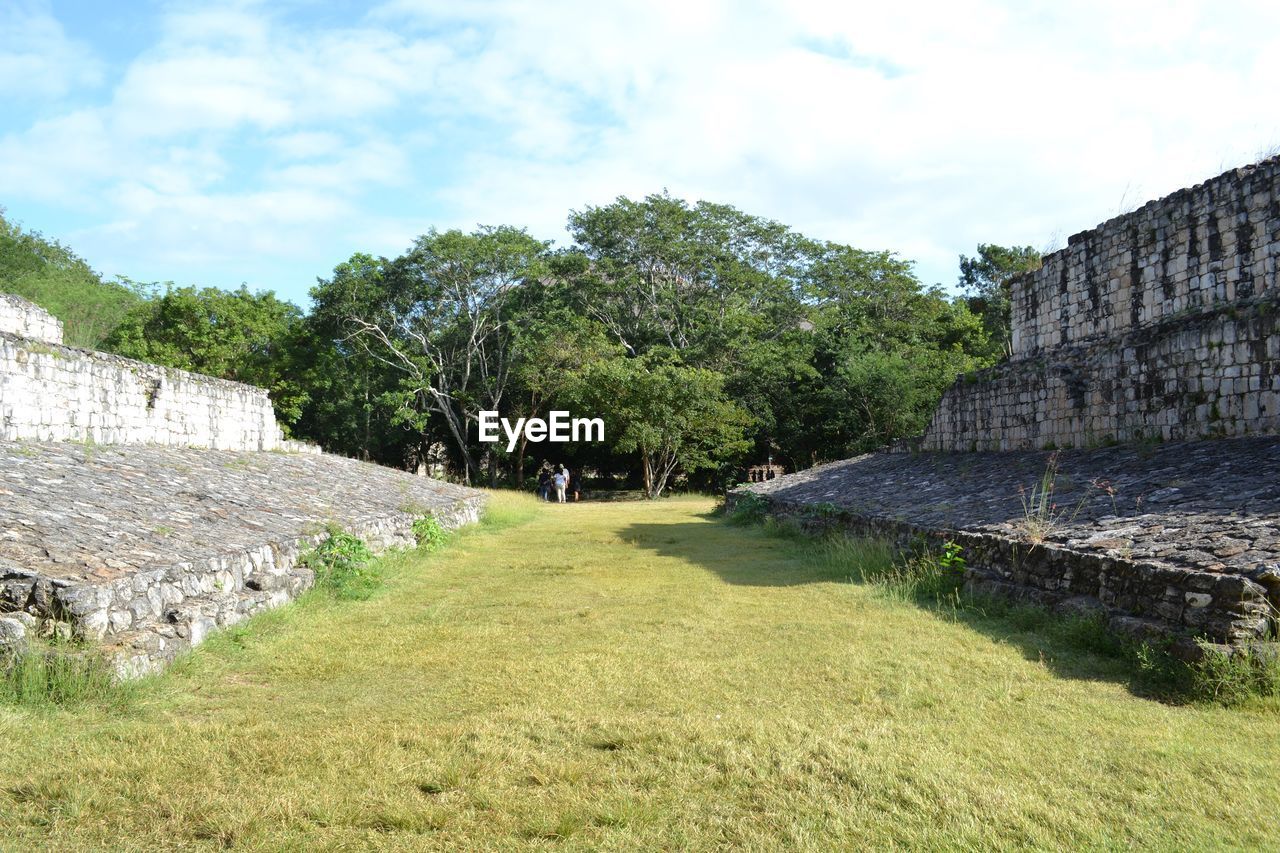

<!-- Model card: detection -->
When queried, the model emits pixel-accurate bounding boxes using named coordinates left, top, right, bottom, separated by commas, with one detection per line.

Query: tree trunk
left=361, top=370, right=371, bottom=461
left=434, top=397, right=477, bottom=485
left=515, top=433, right=528, bottom=488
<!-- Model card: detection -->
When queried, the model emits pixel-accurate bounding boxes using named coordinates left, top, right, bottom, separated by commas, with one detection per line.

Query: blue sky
left=2, top=0, right=1278, bottom=309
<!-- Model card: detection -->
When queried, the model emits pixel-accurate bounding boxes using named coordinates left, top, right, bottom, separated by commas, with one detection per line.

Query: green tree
left=505, top=309, right=616, bottom=485
left=0, top=210, right=146, bottom=347
left=574, top=353, right=752, bottom=498
left=320, top=227, right=550, bottom=484
left=958, top=243, right=1041, bottom=359
left=563, top=193, right=809, bottom=365
left=300, top=254, right=418, bottom=464
left=103, top=285, right=308, bottom=425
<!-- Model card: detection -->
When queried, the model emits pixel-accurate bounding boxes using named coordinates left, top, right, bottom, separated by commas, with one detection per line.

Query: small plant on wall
left=1017, top=452, right=1089, bottom=546
left=301, top=525, right=379, bottom=600
left=412, top=516, right=448, bottom=551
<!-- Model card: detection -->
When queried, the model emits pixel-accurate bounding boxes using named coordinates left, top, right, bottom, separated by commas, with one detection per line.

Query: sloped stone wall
left=0, top=441, right=486, bottom=675
left=731, top=438, right=1280, bottom=651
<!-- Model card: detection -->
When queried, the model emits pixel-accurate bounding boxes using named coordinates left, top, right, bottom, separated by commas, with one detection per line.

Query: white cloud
left=0, top=2, right=102, bottom=100
left=2, top=0, right=1279, bottom=298
left=398, top=0, right=1280, bottom=285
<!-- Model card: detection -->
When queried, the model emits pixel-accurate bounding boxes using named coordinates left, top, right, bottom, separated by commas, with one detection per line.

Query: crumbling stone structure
left=0, top=293, right=484, bottom=673
left=0, top=293, right=63, bottom=345
left=924, top=156, right=1279, bottom=451
left=0, top=294, right=310, bottom=452
left=746, top=463, right=785, bottom=483
left=736, top=156, right=1280, bottom=651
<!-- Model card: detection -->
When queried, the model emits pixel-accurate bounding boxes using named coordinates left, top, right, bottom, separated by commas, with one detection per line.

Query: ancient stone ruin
left=737, top=156, right=1280, bottom=655
left=745, top=462, right=785, bottom=483
left=0, top=295, right=485, bottom=674
left=0, top=294, right=309, bottom=452
left=925, top=156, right=1278, bottom=452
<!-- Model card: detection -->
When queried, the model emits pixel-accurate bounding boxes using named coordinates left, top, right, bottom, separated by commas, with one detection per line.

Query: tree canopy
left=958, top=243, right=1042, bottom=359
left=1, top=195, right=1006, bottom=496
left=0, top=210, right=147, bottom=348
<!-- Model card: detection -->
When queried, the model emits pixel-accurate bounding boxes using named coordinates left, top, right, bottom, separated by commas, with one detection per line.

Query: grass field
left=1, top=493, right=1278, bottom=849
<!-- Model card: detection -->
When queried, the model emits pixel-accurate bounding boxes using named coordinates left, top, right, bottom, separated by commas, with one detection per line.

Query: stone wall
left=0, top=294, right=63, bottom=346
left=1011, top=156, right=1279, bottom=356
left=0, top=332, right=289, bottom=450
left=731, top=438, right=1280, bottom=653
left=923, top=156, right=1280, bottom=452
left=0, top=441, right=486, bottom=675
left=0, top=291, right=315, bottom=452
left=923, top=296, right=1280, bottom=451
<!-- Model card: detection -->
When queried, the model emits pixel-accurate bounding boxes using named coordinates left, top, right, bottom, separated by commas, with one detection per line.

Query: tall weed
left=1, top=642, right=140, bottom=710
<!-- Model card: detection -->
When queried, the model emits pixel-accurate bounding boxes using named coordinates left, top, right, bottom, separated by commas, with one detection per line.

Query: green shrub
left=301, top=527, right=379, bottom=600
left=725, top=492, right=770, bottom=526
left=1189, top=643, right=1280, bottom=706
left=412, top=516, right=448, bottom=550
left=807, top=501, right=843, bottom=519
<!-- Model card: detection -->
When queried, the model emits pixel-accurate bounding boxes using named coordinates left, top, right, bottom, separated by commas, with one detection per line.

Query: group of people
left=537, top=464, right=577, bottom=503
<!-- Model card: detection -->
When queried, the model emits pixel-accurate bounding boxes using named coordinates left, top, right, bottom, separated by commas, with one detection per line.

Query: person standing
left=537, top=468, right=551, bottom=501
left=553, top=468, right=567, bottom=503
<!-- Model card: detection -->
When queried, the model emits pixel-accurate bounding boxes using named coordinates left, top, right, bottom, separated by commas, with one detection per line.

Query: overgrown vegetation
left=299, top=526, right=379, bottom=600
left=725, top=491, right=771, bottom=526
left=1189, top=643, right=1280, bottom=705
left=0, top=641, right=139, bottom=711
left=1015, top=450, right=1091, bottom=545
left=411, top=516, right=447, bottom=550
left=0, top=210, right=147, bottom=348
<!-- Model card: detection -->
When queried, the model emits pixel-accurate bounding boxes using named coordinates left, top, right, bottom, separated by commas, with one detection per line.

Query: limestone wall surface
left=923, top=156, right=1280, bottom=452
left=0, top=294, right=63, bottom=345
left=0, top=332, right=289, bottom=450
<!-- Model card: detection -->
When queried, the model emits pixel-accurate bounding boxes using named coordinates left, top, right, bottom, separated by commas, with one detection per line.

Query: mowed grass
left=1, top=494, right=1278, bottom=850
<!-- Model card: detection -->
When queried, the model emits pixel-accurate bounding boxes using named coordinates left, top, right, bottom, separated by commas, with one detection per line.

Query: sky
left=2, top=0, right=1278, bottom=308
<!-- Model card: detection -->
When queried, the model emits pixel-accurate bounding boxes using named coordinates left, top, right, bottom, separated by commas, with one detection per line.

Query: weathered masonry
left=0, top=294, right=309, bottom=452
left=733, top=441, right=1280, bottom=654
left=924, top=156, right=1279, bottom=452
left=0, top=293, right=485, bottom=673
left=0, top=442, right=484, bottom=676
left=737, top=156, right=1280, bottom=651
left=0, top=293, right=63, bottom=345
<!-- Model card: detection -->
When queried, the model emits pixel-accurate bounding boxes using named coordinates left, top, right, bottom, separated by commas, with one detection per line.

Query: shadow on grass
left=619, top=516, right=1207, bottom=705
left=619, top=518, right=859, bottom=587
